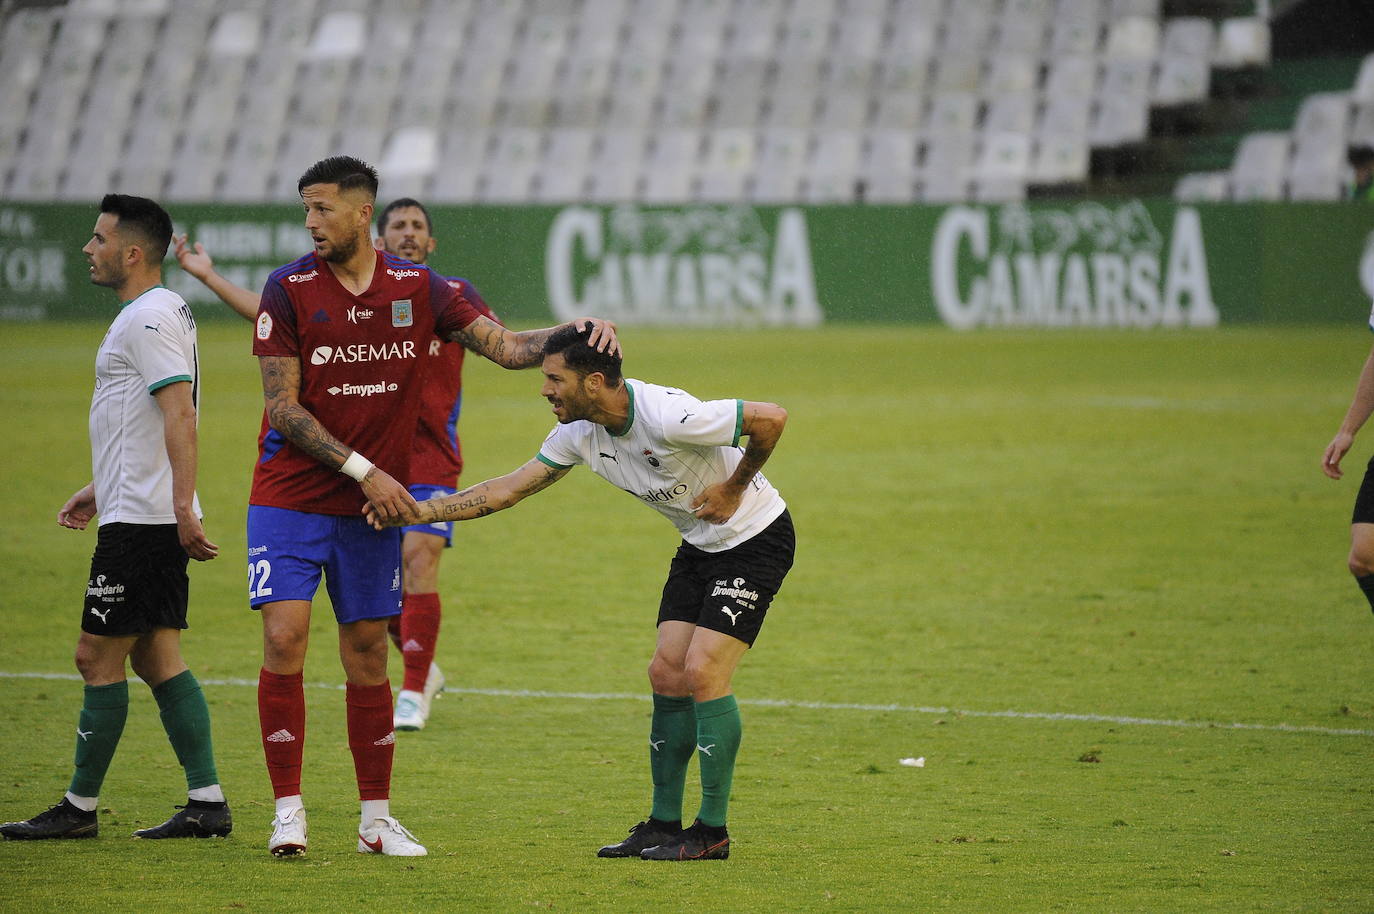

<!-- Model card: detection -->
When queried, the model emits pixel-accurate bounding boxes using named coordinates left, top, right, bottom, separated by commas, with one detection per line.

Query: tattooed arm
left=448, top=315, right=620, bottom=368
left=365, top=458, right=570, bottom=530
left=259, top=355, right=417, bottom=520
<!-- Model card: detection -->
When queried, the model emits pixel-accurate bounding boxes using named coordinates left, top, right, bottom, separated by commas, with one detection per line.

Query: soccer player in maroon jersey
left=246, top=156, right=617, bottom=858
left=176, top=198, right=495, bottom=733
left=373, top=198, right=496, bottom=732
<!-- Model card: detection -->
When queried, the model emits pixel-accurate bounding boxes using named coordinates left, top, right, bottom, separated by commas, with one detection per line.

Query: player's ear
left=426, top=236, right=437, bottom=255
left=373, top=236, right=384, bottom=251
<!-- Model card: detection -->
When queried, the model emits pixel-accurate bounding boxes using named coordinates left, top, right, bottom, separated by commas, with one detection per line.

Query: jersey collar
left=118, top=284, right=165, bottom=309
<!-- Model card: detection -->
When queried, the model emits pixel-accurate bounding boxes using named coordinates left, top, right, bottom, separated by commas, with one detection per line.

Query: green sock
left=694, top=695, right=742, bottom=829
left=152, top=670, right=220, bottom=790
left=69, top=680, right=129, bottom=799
left=649, top=693, right=696, bottom=824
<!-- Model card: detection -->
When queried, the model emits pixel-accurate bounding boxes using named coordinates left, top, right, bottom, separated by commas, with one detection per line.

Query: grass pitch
left=0, top=321, right=1371, bottom=912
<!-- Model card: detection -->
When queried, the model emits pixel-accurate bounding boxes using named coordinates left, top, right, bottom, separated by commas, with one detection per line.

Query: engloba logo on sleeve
left=309, top=340, right=417, bottom=364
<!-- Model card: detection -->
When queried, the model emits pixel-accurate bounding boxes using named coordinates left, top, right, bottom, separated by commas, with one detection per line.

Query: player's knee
left=1349, top=550, right=1374, bottom=578
left=263, top=626, right=309, bottom=669
left=647, top=655, right=686, bottom=694
left=73, top=643, right=97, bottom=680
left=683, top=657, right=728, bottom=698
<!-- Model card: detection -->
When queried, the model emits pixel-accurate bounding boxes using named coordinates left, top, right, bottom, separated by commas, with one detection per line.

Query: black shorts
left=82, top=523, right=190, bottom=637
left=657, top=509, right=795, bottom=647
left=1354, top=456, right=1374, bottom=525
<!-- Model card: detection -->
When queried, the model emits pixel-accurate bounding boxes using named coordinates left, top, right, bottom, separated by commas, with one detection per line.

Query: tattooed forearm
left=429, top=461, right=569, bottom=521
left=260, top=355, right=351, bottom=469
left=450, top=316, right=557, bottom=369
left=272, top=404, right=351, bottom=468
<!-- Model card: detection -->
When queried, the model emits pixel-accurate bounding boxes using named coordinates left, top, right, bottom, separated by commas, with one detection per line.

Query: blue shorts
left=246, top=505, right=402, bottom=623
left=402, top=484, right=456, bottom=545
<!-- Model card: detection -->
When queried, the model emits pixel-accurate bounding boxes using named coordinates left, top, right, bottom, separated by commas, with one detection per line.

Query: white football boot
left=394, top=663, right=446, bottom=731
left=358, top=816, right=427, bottom=856
left=393, top=690, right=427, bottom=731
left=268, top=806, right=307, bottom=857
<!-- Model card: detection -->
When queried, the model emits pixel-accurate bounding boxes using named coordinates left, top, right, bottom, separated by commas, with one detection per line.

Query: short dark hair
left=99, top=193, right=172, bottom=261
left=297, top=155, right=379, bottom=199
left=543, top=323, right=623, bottom=387
left=1350, top=145, right=1374, bottom=169
left=377, top=197, right=432, bottom=234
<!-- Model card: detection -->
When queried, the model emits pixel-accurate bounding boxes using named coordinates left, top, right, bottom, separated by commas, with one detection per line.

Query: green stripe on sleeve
left=537, top=453, right=573, bottom=469
left=148, top=375, right=192, bottom=394
left=732, top=400, right=744, bottom=447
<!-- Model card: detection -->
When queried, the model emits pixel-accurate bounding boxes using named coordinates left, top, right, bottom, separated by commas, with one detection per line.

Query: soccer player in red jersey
left=373, top=198, right=496, bottom=732
left=246, top=156, right=617, bottom=858
left=175, top=197, right=496, bottom=733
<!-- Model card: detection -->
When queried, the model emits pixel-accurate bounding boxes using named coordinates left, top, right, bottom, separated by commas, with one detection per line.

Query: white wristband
left=340, top=451, right=374, bottom=482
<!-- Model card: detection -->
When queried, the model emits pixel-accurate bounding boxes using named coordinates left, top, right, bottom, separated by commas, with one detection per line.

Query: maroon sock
left=257, top=669, right=305, bottom=799
left=399, top=593, right=441, bottom=693
left=346, top=682, right=394, bottom=801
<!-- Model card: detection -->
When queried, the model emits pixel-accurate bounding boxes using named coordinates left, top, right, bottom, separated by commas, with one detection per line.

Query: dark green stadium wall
left=2, top=200, right=1370, bottom=327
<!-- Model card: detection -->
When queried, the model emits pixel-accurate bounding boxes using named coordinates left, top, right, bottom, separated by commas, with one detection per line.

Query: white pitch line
left=4, top=670, right=1372, bottom=738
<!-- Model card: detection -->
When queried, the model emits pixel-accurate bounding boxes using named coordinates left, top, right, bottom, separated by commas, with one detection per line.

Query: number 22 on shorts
left=248, top=558, right=274, bottom=599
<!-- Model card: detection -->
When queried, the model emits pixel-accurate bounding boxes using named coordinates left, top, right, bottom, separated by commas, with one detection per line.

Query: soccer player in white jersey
left=366, top=324, right=795, bottom=860
left=1, top=195, right=231, bottom=841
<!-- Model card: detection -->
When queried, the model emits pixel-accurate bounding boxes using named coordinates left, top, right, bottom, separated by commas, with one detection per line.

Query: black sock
left=1357, top=574, right=1374, bottom=614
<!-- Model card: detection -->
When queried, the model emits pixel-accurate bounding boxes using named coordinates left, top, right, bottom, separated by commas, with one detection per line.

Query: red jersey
left=250, top=250, right=482, bottom=515
left=409, top=276, right=499, bottom=487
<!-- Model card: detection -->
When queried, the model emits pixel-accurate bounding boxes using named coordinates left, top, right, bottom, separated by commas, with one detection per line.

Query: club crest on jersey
left=391, top=299, right=413, bottom=327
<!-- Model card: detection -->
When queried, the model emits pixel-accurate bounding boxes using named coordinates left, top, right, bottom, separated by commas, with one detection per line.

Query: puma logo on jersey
left=599, top=452, right=618, bottom=462
left=720, top=606, right=742, bottom=626
left=697, top=744, right=715, bottom=757
left=680, top=412, right=695, bottom=423
left=88, top=607, right=111, bottom=623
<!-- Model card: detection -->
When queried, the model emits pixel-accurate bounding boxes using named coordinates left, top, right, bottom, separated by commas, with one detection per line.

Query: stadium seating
left=0, top=0, right=1281, bottom=204
left=1174, top=51, right=1374, bottom=201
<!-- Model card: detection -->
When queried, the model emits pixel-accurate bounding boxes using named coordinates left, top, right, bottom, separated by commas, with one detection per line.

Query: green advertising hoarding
left=1, top=199, right=1370, bottom=326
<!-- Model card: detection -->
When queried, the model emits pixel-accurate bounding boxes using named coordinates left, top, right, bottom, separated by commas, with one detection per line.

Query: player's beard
left=320, top=227, right=365, bottom=264
left=88, top=257, right=125, bottom=290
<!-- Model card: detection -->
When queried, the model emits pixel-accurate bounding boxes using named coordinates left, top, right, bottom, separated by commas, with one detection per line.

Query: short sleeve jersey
left=250, top=250, right=482, bottom=515
left=536, top=379, right=787, bottom=552
left=89, top=286, right=202, bottom=525
left=408, top=276, right=499, bottom=487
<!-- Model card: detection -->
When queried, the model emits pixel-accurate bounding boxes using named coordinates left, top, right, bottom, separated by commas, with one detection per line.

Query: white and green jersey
left=89, top=286, right=202, bottom=525
left=537, top=378, right=786, bottom=552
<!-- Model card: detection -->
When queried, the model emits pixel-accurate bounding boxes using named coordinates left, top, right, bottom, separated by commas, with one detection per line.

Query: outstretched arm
left=448, top=316, right=620, bottom=368
left=174, top=234, right=261, bottom=321
left=259, top=355, right=417, bottom=520
left=365, top=458, right=570, bottom=529
left=690, top=401, right=788, bottom=523
left=1324, top=342, right=1374, bottom=479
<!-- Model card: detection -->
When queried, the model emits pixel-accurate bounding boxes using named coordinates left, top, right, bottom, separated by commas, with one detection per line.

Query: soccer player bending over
left=368, top=324, right=795, bottom=861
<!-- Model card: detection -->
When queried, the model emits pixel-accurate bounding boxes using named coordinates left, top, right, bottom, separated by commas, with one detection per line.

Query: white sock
left=188, top=784, right=225, bottom=803
left=361, top=799, right=390, bottom=824
left=64, top=791, right=97, bottom=812
left=275, top=794, right=303, bottom=816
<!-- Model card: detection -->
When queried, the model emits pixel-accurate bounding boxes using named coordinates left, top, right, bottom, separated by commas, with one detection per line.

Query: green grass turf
left=0, top=321, right=1371, bottom=912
